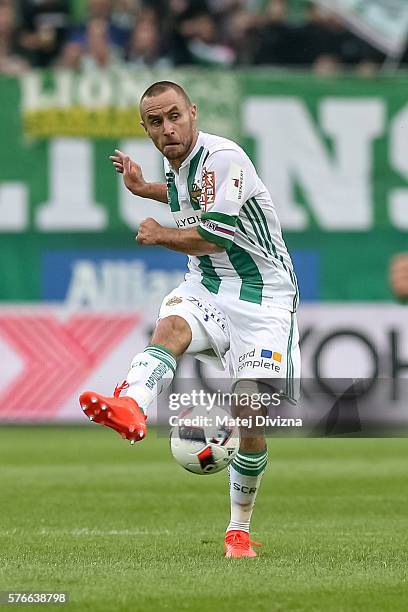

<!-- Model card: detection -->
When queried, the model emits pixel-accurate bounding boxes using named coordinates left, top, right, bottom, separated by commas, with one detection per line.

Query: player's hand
left=390, top=253, right=408, bottom=299
left=136, top=217, right=164, bottom=245
left=109, top=149, right=148, bottom=196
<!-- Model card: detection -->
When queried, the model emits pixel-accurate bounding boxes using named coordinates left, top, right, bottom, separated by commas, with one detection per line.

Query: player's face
left=140, top=90, right=198, bottom=166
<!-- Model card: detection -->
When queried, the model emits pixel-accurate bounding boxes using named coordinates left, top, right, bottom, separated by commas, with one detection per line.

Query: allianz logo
left=65, top=260, right=185, bottom=309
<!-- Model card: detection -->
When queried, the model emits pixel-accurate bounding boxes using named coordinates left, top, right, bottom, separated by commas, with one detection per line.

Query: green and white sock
left=125, top=344, right=177, bottom=414
left=226, top=448, right=268, bottom=533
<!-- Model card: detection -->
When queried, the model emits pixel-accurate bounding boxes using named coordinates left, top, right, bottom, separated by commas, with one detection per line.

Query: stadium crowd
left=0, top=0, right=405, bottom=76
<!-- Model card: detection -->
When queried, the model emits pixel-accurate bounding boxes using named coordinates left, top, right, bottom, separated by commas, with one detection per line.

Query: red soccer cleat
left=224, top=530, right=262, bottom=558
left=79, top=382, right=147, bottom=445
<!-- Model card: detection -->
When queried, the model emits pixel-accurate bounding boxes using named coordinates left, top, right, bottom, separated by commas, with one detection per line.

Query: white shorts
left=158, top=278, right=300, bottom=401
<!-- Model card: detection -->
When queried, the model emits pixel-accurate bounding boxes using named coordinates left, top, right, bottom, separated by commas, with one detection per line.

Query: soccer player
left=80, top=81, right=300, bottom=558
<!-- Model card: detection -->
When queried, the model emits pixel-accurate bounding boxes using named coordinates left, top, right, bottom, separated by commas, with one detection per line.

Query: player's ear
left=191, top=104, right=197, bottom=122
left=140, top=119, right=148, bottom=135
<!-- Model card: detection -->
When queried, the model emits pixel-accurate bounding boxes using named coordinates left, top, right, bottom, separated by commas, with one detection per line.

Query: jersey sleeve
left=196, top=149, right=254, bottom=251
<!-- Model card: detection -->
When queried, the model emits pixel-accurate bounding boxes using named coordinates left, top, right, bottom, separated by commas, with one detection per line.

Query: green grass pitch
left=0, top=426, right=407, bottom=611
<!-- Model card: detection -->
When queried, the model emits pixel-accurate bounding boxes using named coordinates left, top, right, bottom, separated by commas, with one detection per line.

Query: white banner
left=0, top=303, right=407, bottom=425
left=317, top=0, right=408, bottom=56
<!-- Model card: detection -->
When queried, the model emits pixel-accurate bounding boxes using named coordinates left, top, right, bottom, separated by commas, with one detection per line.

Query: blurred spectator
left=252, top=0, right=298, bottom=66
left=67, top=0, right=130, bottom=49
left=167, top=2, right=235, bottom=66
left=112, top=0, right=140, bottom=30
left=59, top=0, right=132, bottom=70
left=180, top=12, right=235, bottom=66
left=293, top=2, right=341, bottom=71
left=1, top=0, right=404, bottom=72
left=87, top=0, right=113, bottom=20
left=294, top=2, right=383, bottom=73
left=18, top=0, right=70, bottom=67
left=165, top=0, right=209, bottom=65
left=59, top=16, right=122, bottom=70
left=390, top=254, right=408, bottom=300
left=126, top=15, right=171, bottom=67
left=0, top=1, right=28, bottom=74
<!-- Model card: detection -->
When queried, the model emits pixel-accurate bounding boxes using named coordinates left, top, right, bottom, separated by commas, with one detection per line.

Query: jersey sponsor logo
left=201, top=169, right=216, bottom=211
left=186, top=296, right=227, bottom=331
left=261, top=349, right=282, bottom=362
left=175, top=214, right=201, bottom=228
left=202, top=219, right=235, bottom=237
left=226, top=162, right=245, bottom=203
left=238, top=348, right=282, bottom=372
left=166, top=296, right=183, bottom=306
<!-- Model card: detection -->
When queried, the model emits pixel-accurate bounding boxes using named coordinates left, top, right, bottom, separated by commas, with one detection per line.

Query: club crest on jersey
left=189, top=182, right=202, bottom=208
left=166, top=296, right=183, bottom=306
left=200, top=169, right=216, bottom=211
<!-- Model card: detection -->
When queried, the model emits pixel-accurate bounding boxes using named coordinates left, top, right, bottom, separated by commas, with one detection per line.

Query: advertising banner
left=1, top=69, right=408, bottom=303
left=0, top=304, right=406, bottom=427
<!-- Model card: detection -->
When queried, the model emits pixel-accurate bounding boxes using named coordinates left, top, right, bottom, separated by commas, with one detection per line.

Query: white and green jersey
left=164, top=131, right=299, bottom=311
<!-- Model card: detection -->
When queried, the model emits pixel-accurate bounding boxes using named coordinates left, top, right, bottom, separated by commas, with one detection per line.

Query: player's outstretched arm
left=109, top=149, right=167, bottom=203
left=137, top=218, right=223, bottom=256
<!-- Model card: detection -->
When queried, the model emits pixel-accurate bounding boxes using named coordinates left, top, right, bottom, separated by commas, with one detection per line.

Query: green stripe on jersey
left=197, top=225, right=233, bottom=250
left=248, top=197, right=297, bottom=307
left=285, top=313, right=294, bottom=399
left=251, top=197, right=288, bottom=271
left=236, top=217, right=270, bottom=258
left=197, top=255, right=222, bottom=294
left=244, top=199, right=272, bottom=257
left=289, top=268, right=299, bottom=311
left=187, top=146, right=204, bottom=211
left=201, top=211, right=238, bottom=227
left=227, top=243, right=263, bottom=304
left=166, top=172, right=180, bottom=212
left=242, top=202, right=269, bottom=254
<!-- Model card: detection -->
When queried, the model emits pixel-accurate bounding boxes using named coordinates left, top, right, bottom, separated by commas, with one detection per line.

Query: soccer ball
left=169, top=405, right=239, bottom=475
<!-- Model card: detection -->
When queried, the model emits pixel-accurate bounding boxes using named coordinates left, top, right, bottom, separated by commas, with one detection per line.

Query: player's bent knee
left=156, top=314, right=191, bottom=335
left=152, top=315, right=192, bottom=355
left=158, top=312, right=212, bottom=355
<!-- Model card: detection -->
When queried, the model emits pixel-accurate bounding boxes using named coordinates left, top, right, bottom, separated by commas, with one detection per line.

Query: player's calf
left=225, top=380, right=269, bottom=556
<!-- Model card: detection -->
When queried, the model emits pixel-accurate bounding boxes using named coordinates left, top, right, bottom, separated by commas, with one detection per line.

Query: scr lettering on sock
left=232, top=483, right=257, bottom=494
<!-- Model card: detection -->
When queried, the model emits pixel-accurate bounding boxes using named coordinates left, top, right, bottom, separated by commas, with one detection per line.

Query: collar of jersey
left=176, top=131, right=204, bottom=173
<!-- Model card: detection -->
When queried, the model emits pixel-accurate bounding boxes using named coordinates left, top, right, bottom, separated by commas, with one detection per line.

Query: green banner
left=20, top=67, right=241, bottom=140
left=0, top=68, right=407, bottom=302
